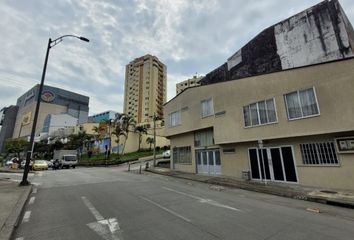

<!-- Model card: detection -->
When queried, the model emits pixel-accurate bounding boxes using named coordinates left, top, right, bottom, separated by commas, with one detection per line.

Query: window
left=284, top=87, right=319, bottom=120
left=194, top=129, right=214, bottom=147
left=169, top=111, right=181, bottom=127
left=173, top=146, right=191, bottom=164
left=201, top=98, right=214, bottom=118
left=243, top=98, right=277, bottom=127
left=300, top=142, right=338, bottom=165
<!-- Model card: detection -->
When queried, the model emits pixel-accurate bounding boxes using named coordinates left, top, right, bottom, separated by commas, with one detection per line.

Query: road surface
left=4, top=166, right=354, bottom=240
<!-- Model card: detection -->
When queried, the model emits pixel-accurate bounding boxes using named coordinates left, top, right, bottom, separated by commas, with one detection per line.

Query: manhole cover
left=320, top=190, right=337, bottom=194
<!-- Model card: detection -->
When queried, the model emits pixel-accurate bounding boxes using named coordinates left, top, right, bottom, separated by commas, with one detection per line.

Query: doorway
left=196, top=149, right=221, bottom=175
left=249, top=146, right=297, bottom=183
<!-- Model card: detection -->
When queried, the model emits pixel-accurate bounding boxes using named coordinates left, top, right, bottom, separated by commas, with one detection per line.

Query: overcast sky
left=1, top=0, right=353, bottom=115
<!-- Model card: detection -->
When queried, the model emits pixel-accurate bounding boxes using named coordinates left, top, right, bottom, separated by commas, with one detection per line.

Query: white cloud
left=0, top=0, right=353, bottom=116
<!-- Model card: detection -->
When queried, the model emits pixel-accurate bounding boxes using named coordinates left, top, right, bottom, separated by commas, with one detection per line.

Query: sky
left=0, top=0, right=353, bottom=115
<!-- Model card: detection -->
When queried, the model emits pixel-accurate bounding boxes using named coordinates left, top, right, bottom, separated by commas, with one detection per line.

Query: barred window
left=300, top=142, right=338, bottom=165
left=173, top=146, right=191, bottom=164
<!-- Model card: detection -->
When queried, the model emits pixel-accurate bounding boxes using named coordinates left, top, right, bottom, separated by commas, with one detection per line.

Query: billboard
left=22, top=111, right=32, bottom=125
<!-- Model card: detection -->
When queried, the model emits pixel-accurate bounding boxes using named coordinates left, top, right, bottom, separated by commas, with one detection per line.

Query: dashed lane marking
left=32, top=188, right=37, bottom=194
left=28, top=196, right=35, bottom=205
left=140, top=196, right=191, bottom=223
left=163, top=187, right=242, bottom=212
left=22, top=211, right=31, bottom=223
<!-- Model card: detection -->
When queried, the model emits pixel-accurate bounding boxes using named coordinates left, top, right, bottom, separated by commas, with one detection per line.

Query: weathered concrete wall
left=200, top=0, right=354, bottom=86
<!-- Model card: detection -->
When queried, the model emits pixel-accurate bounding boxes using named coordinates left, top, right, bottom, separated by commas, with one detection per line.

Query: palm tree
left=68, top=131, right=92, bottom=159
left=120, top=114, right=136, bottom=154
left=134, top=126, right=147, bottom=151
left=112, top=121, right=127, bottom=157
left=146, top=137, right=154, bottom=151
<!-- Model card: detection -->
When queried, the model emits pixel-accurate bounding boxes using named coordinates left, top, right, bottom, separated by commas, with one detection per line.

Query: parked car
left=20, top=160, right=33, bottom=169
left=5, top=159, right=14, bottom=167
left=32, top=160, right=48, bottom=171
left=162, top=150, right=170, bottom=158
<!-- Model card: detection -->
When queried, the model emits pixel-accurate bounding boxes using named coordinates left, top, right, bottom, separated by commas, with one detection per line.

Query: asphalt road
left=7, top=166, right=354, bottom=240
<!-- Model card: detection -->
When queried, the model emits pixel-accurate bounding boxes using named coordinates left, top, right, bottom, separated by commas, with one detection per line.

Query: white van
left=53, top=150, right=78, bottom=169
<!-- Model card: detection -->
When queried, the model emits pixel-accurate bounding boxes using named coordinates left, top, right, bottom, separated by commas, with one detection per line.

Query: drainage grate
left=320, top=190, right=337, bottom=194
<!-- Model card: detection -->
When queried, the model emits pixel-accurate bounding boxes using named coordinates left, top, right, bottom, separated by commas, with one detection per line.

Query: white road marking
left=32, top=188, right=37, bottom=194
left=81, top=196, right=123, bottom=240
left=140, top=196, right=191, bottom=223
left=15, top=237, right=24, bottom=240
left=28, top=196, right=35, bottom=205
left=163, top=187, right=242, bottom=212
left=81, top=196, right=104, bottom=221
left=22, top=211, right=31, bottom=223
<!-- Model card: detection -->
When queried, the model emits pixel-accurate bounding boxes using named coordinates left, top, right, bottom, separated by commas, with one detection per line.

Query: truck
left=53, top=150, right=78, bottom=169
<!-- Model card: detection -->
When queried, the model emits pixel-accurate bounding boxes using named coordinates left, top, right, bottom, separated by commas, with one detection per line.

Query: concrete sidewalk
left=0, top=178, right=32, bottom=240
left=147, top=167, right=354, bottom=209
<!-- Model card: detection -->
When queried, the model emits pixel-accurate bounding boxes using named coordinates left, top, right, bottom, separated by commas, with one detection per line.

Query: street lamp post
left=20, top=35, right=89, bottom=186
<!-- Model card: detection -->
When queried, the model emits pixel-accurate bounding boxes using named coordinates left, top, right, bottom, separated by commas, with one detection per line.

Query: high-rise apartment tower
left=123, top=54, right=167, bottom=123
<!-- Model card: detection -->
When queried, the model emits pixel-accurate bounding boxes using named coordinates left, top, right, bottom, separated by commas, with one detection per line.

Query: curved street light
left=20, top=35, right=89, bottom=186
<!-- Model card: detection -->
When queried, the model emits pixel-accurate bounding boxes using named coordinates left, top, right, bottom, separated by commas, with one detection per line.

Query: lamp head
left=79, top=37, right=90, bottom=42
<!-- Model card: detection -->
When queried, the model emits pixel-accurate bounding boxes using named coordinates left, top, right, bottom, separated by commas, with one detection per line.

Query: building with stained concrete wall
left=164, top=0, right=354, bottom=191
left=200, top=0, right=354, bottom=85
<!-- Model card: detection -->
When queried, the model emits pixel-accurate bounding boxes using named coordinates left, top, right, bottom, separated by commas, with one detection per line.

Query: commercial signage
left=22, top=111, right=32, bottom=125
left=41, top=90, right=56, bottom=103
left=335, top=137, right=354, bottom=153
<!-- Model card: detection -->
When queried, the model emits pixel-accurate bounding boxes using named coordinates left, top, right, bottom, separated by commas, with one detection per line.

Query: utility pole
left=20, top=35, right=89, bottom=186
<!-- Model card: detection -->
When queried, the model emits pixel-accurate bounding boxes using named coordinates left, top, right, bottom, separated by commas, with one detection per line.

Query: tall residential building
left=123, top=54, right=167, bottom=123
left=176, top=75, right=203, bottom=95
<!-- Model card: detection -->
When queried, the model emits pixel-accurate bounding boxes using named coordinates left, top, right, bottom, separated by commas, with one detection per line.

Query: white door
left=196, top=150, right=221, bottom=175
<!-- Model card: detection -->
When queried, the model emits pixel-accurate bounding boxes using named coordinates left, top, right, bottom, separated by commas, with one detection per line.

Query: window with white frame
left=284, top=87, right=319, bottom=120
left=300, top=142, right=338, bottom=165
left=201, top=98, right=214, bottom=118
left=243, top=98, right=277, bottom=127
left=169, top=111, right=181, bottom=127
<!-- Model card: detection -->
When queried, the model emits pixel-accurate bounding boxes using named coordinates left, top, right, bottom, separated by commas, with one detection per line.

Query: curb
left=0, top=184, right=32, bottom=240
left=147, top=169, right=354, bottom=209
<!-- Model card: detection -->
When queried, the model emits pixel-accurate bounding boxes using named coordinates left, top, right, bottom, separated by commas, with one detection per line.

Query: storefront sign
left=41, top=90, right=56, bottom=102
left=335, top=137, right=354, bottom=153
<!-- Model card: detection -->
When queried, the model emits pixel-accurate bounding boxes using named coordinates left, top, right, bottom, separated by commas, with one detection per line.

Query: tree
left=67, top=131, right=92, bottom=159
left=112, top=121, right=127, bottom=158
left=120, top=114, right=136, bottom=154
left=5, top=138, right=29, bottom=161
left=134, top=126, right=147, bottom=151
left=146, top=137, right=154, bottom=151
left=101, top=119, right=115, bottom=156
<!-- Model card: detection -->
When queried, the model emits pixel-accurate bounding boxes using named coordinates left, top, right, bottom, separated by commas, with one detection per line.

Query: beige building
left=111, top=120, right=170, bottom=154
left=164, top=58, right=354, bottom=190
left=123, top=54, right=167, bottom=124
left=176, top=75, right=203, bottom=95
